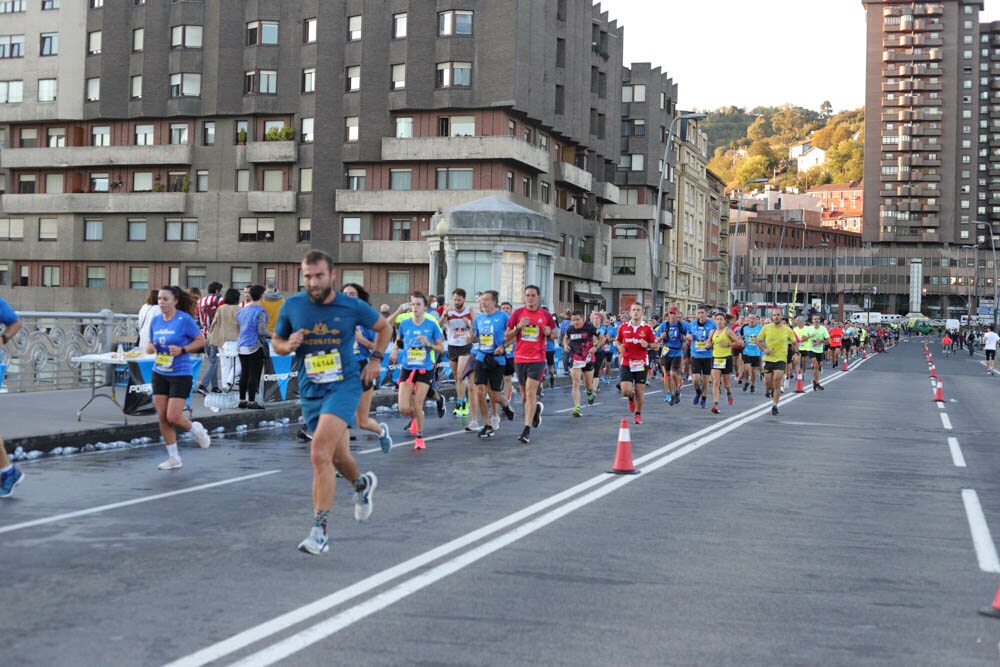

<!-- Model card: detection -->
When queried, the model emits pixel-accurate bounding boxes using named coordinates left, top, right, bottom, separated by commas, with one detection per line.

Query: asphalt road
left=4, top=338, right=1000, bottom=666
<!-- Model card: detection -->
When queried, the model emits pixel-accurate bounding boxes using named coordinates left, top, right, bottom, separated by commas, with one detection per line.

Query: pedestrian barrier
left=794, top=371, right=805, bottom=393
left=608, top=418, right=638, bottom=475
left=933, top=378, right=944, bottom=402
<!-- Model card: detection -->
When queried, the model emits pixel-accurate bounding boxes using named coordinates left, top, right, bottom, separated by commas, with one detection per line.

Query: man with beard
left=273, top=250, right=392, bottom=556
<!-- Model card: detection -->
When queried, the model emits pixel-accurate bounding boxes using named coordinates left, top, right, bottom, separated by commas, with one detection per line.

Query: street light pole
left=962, top=243, right=979, bottom=319
left=434, top=213, right=449, bottom=298
left=728, top=177, right=767, bottom=311
left=978, top=221, right=999, bottom=329
left=655, top=111, right=706, bottom=317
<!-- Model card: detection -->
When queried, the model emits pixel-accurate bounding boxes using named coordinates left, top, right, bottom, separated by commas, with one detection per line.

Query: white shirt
left=984, top=331, right=999, bottom=351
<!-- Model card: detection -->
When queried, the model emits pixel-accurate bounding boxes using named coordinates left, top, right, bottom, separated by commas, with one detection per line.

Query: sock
left=313, top=509, right=329, bottom=532
left=0, top=464, right=12, bottom=474
left=166, top=444, right=179, bottom=459
left=354, top=475, right=368, bottom=493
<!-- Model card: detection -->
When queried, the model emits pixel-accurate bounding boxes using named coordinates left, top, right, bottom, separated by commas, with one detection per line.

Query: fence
left=0, top=310, right=138, bottom=393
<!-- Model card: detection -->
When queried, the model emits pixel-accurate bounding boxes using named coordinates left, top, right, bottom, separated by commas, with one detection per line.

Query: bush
left=265, top=126, right=295, bottom=141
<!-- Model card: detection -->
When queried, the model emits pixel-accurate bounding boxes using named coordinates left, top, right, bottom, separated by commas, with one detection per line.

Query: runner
left=708, top=311, right=742, bottom=414
left=563, top=310, right=599, bottom=417
left=0, top=296, right=23, bottom=497
left=828, top=319, right=844, bottom=369
left=616, top=302, right=656, bottom=424
left=758, top=308, right=798, bottom=416
left=392, top=292, right=445, bottom=450
left=445, top=289, right=474, bottom=418
left=144, top=286, right=212, bottom=470
left=394, top=302, right=446, bottom=429
left=984, top=325, right=999, bottom=375
left=500, top=301, right=516, bottom=405
left=272, top=250, right=390, bottom=556
left=469, top=290, right=516, bottom=437
left=739, top=312, right=763, bottom=393
left=800, top=313, right=830, bottom=391
left=685, top=305, right=717, bottom=409
left=504, top=285, right=556, bottom=443
left=342, top=283, right=392, bottom=453
left=589, top=312, right=606, bottom=396
left=599, top=315, right=618, bottom=384
left=544, top=308, right=558, bottom=390
left=656, top=306, right=685, bottom=405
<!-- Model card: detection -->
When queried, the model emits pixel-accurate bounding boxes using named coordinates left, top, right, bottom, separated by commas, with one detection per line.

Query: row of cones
left=926, top=347, right=944, bottom=401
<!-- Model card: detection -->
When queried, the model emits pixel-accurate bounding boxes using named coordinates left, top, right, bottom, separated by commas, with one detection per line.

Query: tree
left=736, top=154, right=772, bottom=184
left=820, top=100, right=833, bottom=118
left=746, top=115, right=773, bottom=142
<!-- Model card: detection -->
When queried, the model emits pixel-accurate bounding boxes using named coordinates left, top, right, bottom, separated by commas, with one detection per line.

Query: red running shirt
left=508, top=307, right=556, bottom=363
left=616, top=322, right=655, bottom=364
left=828, top=327, right=843, bottom=347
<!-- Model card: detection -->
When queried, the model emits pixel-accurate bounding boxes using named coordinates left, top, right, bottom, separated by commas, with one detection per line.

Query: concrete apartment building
left=0, top=0, right=628, bottom=313
left=806, top=181, right=864, bottom=233
left=668, top=123, right=715, bottom=315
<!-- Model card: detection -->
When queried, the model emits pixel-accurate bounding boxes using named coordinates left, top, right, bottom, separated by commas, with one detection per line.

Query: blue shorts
left=300, top=386, right=361, bottom=432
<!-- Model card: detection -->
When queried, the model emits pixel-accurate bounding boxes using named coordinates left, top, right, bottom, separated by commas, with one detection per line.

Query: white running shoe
left=297, top=526, right=329, bottom=555
left=191, top=422, right=211, bottom=449
left=464, top=421, right=481, bottom=432
left=354, top=472, right=377, bottom=522
left=490, top=415, right=501, bottom=431
left=158, top=456, right=182, bottom=470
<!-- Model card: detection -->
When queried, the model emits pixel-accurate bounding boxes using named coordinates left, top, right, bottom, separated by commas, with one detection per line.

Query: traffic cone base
left=980, top=584, right=1000, bottom=618
left=609, top=417, right=639, bottom=475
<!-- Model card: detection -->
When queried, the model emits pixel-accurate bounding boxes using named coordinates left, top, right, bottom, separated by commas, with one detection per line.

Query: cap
left=668, top=306, right=679, bottom=314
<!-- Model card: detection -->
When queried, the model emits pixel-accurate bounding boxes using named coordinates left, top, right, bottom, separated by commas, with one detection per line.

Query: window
left=18, top=175, right=34, bottom=193
left=621, top=84, right=646, bottom=103
left=345, top=116, right=359, bottom=142
left=135, top=124, right=154, bottom=145
left=346, top=65, right=360, bottom=91
left=40, top=32, right=58, bottom=56
left=299, top=167, right=312, bottom=193
left=0, top=218, right=22, bottom=240
left=302, top=67, right=315, bottom=93
left=391, top=63, right=405, bottom=90
left=196, top=170, right=208, bottom=192
left=341, top=269, right=364, bottom=286
left=300, top=117, right=313, bottom=143
left=19, top=128, right=36, bottom=147
left=342, top=217, right=361, bottom=242
left=239, top=217, right=274, bottom=242
left=263, top=119, right=284, bottom=136
left=42, top=265, right=60, bottom=287
left=246, top=21, right=278, bottom=46
left=450, top=116, right=474, bottom=136
left=84, top=219, right=103, bottom=241
left=390, top=169, right=411, bottom=190
left=439, top=10, right=473, bottom=35
left=261, top=169, right=282, bottom=192
left=91, top=125, right=110, bottom=146
left=89, top=0, right=102, bottom=7
left=170, top=72, right=201, bottom=97
left=129, top=267, right=149, bottom=289
left=86, top=78, right=100, bottom=102
left=436, top=168, right=473, bottom=190
left=235, top=119, right=248, bottom=143
left=165, top=218, right=198, bottom=241
left=89, top=173, right=108, bottom=192
left=613, top=257, right=636, bottom=275
left=88, top=31, right=101, bottom=54
left=304, top=17, right=317, bottom=43
left=0, top=35, right=24, bottom=58
left=45, top=174, right=63, bottom=193
left=128, top=219, right=146, bottom=241
left=522, top=177, right=531, bottom=198
left=245, top=70, right=276, bottom=94
left=130, top=75, right=142, bottom=99
left=297, top=217, right=311, bottom=243
left=506, top=171, right=514, bottom=192
left=171, top=24, right=202, bottom=49
left=236, top=169, right=249, bottom=192
left=393, top=13, right=407, bottom=38
left=202, top=121, right=215, bottom=145
left=556, top=38, right=566, bottom=67
left=37, top=78, right=56, bottom=102
left=555, top=85, right=564, bottom=114
left=86, top=266, right=105, bottom=288
left=228, top=267, right=251, bottom=289
left=38, top=218, right=57, bottom=241
left=436, top=61, right=472, bottom=88
left=186, top=267, right=206, bottom=290
left=132, top=28, right=143, bottom=51
left=395, top=117, right=413, bottom=138
left=42, top=0, right=59, bottom=8
left=347, top=169, right=365, bottom=190
left=391, top=219, right=411, bottom=241
left=630, top=154, right=645, bottom=171
left=541, top=182, right=550, bottom=204
left=347, top=15, right=361, bottom=40
left=47, top=127, right=64, bottom=147
left=387, top=271, right=409, bottom=294
left=169, top=123, right=189, bottom=145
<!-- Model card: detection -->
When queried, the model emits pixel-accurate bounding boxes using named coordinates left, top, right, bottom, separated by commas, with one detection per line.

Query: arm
left=361, top=317, right=392, bottom=384
left=1, top=317, right=21, bottom=343
left=179, top=333, right=206, bottom=355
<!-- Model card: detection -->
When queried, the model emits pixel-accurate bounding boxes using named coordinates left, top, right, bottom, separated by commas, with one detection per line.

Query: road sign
left=979, top=307, right=994, bottom=317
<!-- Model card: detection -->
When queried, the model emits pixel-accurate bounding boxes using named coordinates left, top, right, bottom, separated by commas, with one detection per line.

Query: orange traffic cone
left=794, top=371, right=805, bottom=393
left=930, top=364, right=936, bottom=378
left=933, top=378, right=944, bottom=402
left=863, top=349, right=867, bottom=359
left=841, top=358, right=848, bottom=372
left=928, top=354, right=933, bottom=364
left=980, top=583, right=1000, bottom=618
left=608, top=418, right=639, bottom=475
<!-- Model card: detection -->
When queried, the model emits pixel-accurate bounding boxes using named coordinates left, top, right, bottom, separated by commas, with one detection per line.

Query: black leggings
left=238, top=348, right=266, bottom=401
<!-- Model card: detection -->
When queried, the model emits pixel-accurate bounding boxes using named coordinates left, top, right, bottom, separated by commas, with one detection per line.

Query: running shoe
left=771, top=405, right=779, bottom=416
left=671, top=393, right=681, bottom=406
left=437, top=395, right=446, bottom=418
left=765, top=390, right=773, bottom=399
left=750, top=385, right=755, bottom=394
left=743, top=382, right=749, bottom=392
left=297, top=526, right=329, bottom=555
left=478, top=425, right=495, bottom=438
left=378, top=423, right=392, bottom=453
left=196, top=385, right=208, bottom=396
left=452, top=401, right=463, bottom=416
left=238, top=401, right=248, bottom=410
left=190, top=421, right=211, bottom=449
left=628, top=396, right=635, bottom=413
left=413, top=436, right=426, bottom=450
left=711, top=405, right=720, bottom=414
left=502, top=403, right=515, bottom=421
left=633, top=413, right=642, bottom=425
left=0, top=467, right=23, bottom=498
left=693, top=390, right=701, bottom=406
left=700, top=396, right=707, bottom=409
left=353, top=472, right=377, bottom=521
left=246, top=401, right=265, bottom=410
left=490, top=414, right=501, bottom=431
left=518, top=426, right=531, bottom=443
left=572, top=406, right=582, bottom=417
left=532, top=402, right=544, bottom=428
left=464, top=421, right=481, bottom=432
left=727, top=394, right=734, bottom=406
left=587, top=391, right=595, bottom=406
left=157, top=456, right=182, bottom=471
left=664, top=394, right=671, bottom=402
left=549, top=374, right=555, bottom=389
left=814, top=383, right=824, bottom=391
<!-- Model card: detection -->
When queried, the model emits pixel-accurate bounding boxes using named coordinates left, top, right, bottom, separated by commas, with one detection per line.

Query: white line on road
left=0, top=470, right=282, bottom=535
left=356, top=429, right=469, bottom=455
left=940, top=413, right=953, bottom=430
left=962, top=489, right=1000, bottom=573
left=948, top=437, right=966, bottom=467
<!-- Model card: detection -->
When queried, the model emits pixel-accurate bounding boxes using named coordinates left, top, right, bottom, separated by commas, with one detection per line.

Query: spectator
left=196, top=281, right=224, bottom=395
left=236, top=285, right=269, bottom=409
left=0, top=296, right=24, bottom=496
left=261, top=278, right=285, bottom=334
left=208, top=288, right=242, bottom=392
left=136, top=289, right=159, bottom=350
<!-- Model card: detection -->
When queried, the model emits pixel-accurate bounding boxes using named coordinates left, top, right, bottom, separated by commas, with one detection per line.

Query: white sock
left=0, top=464, right=12, bottom=474
left=166, top=444, right=179, bottom=459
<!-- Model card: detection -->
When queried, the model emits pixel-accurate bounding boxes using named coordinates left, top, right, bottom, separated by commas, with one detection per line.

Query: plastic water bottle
left=116, top=342, right=125, bottom=359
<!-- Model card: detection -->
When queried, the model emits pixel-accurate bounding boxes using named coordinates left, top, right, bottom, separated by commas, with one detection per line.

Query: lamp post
left=434, top=213, right=449, bottom=298
left=975, top=221, right=999, bottom=329
left=654, top=111, right=706, bottom=316
left=730, top=177, right=768, bottom=309
left=615, top=223, right=655, bottom=315
left=772, top=217, right=806, bottom=308
left=962, top=243, right=979, bottom=319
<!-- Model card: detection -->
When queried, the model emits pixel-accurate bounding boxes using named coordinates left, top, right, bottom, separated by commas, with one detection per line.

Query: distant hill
left=699, top=102, right=864, bottom=192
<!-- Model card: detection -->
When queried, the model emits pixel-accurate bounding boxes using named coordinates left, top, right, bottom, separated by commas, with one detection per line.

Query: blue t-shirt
left=656, top=321, right=686, bottom=357
left=398, top=316, right=442, bottom=371
left=473, top=310, right=509, bottom=361
left=274, top=291, right=380, bottom=399
left=600, top=325, right=618, bottom=352
left=686, top=319, right=717, bottom=359
left=354, top=325, right=376, bottom=361
left=149, top=311, right=201, bottom=377
left=741, top=323, right=764, bottom=357
left=236, top=304, right=268, bottom=348
left=0, top=296, right=17, bottom=327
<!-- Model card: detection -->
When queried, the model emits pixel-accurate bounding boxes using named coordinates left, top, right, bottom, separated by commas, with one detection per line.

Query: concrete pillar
left=444, top=246, right=457, bottom=299
left=429, top=248, right=440, bottom=296
left=545, top=255, right=555, bottom=311
left=527, top=251, right=538, bottom=290
left=940, top=294, right=948, bottom=318
left=492, top=248, right=504, bottom=292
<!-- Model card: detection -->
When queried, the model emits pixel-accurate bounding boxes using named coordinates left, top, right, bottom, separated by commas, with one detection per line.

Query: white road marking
left=937, top=402, right=944, bottom=409
left=963, top=489, right=1000, bottom=573
left=356, top=429, right=468, bottom=455
left=166, top=356, right=874, bottom=667
left=948, top=437, right=966, bottom=467
left=940, top=413, right=953, bottom=430
left=0, top=470, right=281, bottom=535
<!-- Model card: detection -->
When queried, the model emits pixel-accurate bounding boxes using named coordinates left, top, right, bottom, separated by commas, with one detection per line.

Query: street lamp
left=614, top=223, right=655, bottom=315
left=654, top=111, right=706, bottom=316
left=435, top=213, right=449, bottom=298
left=975, top=221, right=999, bottom=329
left=731, top=177, right=768, bottom=309
left=772, top=217, right=806, bottom=309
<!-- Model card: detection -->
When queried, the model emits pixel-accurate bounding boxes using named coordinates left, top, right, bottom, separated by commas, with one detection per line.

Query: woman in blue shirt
left=390, top=291, right=444, bottom=450
left=236, top=284, right=269, bottom=409
left=144, top=286, right=211, bottom=470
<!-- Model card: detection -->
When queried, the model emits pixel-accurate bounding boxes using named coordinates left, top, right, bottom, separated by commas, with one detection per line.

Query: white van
left=850, top=312, right=882, bottom=324
left=945, top=319, right=961, bottom=333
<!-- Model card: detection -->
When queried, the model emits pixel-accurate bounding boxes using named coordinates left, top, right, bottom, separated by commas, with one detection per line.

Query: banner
left=124, top=358, right=202, bottom=415
left=262, top=352, right=298, bottom=402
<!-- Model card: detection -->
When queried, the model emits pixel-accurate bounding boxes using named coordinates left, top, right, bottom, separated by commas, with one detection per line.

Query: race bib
left=155, top=353, right=174, bottom=373
left=573, top=359, right=587, bottom=369
left=748, top=336, right=757, bottom=345
left=304, top=350, right=344, bottom=384
left=695, top=340, right=707, bottom=352
left=713, top=358, right=727, bottom=370
left=629, top=359, right=645, bottom=372
left=406, top=347, right=427, bottom=364
left=480, top=334, right=493, bottom=348
left=521, top=325, right=539, bottom=342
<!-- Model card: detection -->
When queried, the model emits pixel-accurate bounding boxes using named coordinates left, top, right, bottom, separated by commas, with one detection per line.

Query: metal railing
left=0, top=310, right=138, bottom=393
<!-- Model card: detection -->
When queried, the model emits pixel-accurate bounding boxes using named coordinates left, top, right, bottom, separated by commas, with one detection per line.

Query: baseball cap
left=668, top=306, right=679, bottom=314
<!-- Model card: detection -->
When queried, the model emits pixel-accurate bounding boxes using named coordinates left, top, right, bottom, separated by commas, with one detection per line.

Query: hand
left=168, top=345, right=185, bottom=357
left=543, top=326, right=552, bottom=337
left=145, top=343, right=156, bottom=355
left=418, top=335, right=429, bottom=346
left=288, top=328, right=307, bottom=351
left=390, top=349, right=398, bottom=364
left=519, top=317, right=531, bottom=328
left=361, top=360, right=380, bottom=385
left=639, top=340, right=648, bottom=349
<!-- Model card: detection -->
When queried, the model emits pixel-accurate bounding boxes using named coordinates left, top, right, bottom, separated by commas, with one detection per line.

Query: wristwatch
left=369, top=351, right=384, bottom=360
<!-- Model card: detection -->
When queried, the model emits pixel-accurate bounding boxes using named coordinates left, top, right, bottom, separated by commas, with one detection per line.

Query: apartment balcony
left=552, top=161, right=593, bottom=192
left=592, top=180, right=620, bottom=204
left=0, top=192, right=187, bottom=214
left=0, top=145, right=193, bottom=170
left=247, top=191, right=296, bottom=212
left=336, top=188, right=557, bottom=215
left=380, top=136, right=550, bottom=173
left=555, top=256, right=610, bottom=284
left=245, top=140, right=297, bottom=163
left=603, top=203, right=673, bottom=228
left=361, top=240, right=429, bottom=264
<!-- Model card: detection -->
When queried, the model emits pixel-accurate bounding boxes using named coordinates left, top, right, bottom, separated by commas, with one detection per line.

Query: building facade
left=668, top=122, right=713, bottom=315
